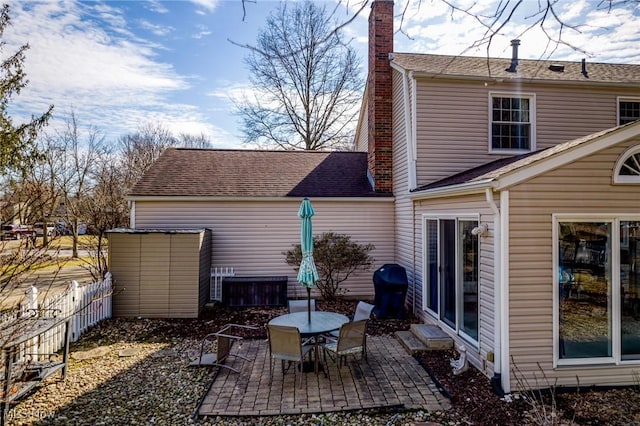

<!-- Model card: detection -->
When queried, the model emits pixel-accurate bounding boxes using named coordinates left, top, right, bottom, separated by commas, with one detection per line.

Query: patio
left=197, top=335, right=450, bottom=418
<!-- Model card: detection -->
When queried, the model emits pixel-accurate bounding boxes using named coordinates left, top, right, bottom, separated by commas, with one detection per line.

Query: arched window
left=614, top=145, right=640, bottom=184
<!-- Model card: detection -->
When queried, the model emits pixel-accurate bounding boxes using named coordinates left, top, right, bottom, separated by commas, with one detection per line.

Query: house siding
left=413, top=78, right=640, bottom=187
left=355, top=97, right=369, bottom=153
left=508, top=137, right=640, bottom=388
left=392, top=68, right=416, bottom=306
left=132, top=199, right=395, bottom=299
left=412, top=194, right=497, bottom=377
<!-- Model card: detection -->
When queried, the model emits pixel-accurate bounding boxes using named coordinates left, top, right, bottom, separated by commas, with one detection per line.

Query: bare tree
left=53, top=112, right=107, bottom=257
left=177, top=132, right=212, bottom=149
left=235, top=0, right=638, bottom=61
left=118, top=122, right=176, bottom=191
left=78, top=151, right=129, bottom=279
left=235, top=1, right=364, bottom=151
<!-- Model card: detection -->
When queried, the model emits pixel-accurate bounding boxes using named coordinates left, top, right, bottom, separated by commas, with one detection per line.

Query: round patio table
left=268, top=311, right=349, bottom=374
left=268, top=311, right=349, bottom=337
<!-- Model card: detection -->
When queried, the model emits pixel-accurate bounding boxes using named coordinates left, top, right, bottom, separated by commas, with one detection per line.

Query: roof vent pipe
left=506, top=39, right=520, bottom=73
left=582, top=58, right=589, bottom=78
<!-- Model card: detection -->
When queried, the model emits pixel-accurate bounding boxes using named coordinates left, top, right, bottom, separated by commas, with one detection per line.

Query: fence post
left=25, top=285, right=38, bottom=314
left=104, top=272, right=113, bottom=318
left=23, top=286, right=38, bottom=360
left=71, top=281, right=80, bottom=341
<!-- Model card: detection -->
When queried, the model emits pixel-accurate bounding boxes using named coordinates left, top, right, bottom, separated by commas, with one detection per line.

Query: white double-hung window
left=489, top=92, right=536, bottom=153
left=618, top=97, right=640, bottom=125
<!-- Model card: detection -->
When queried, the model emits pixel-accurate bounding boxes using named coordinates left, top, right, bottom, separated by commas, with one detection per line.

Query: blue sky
left=5, top=0, right=640, bottom=149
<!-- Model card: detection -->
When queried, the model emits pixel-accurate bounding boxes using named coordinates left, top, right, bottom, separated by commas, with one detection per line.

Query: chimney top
left=506, top=39, right=520, bottom=73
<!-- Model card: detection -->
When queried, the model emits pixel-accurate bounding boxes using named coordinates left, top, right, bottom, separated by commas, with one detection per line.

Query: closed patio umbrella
left=297, top=198, right=319, bottom=322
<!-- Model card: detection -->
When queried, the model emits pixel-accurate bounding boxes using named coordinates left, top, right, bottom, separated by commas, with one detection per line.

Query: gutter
left=409, top=179, right=494, bottom=201
left=407, top=70, right=640, bottom=89
left=126, top=196, right=396, bottom=203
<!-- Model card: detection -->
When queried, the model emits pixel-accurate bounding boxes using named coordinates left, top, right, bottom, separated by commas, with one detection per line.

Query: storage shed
left=108, top=228, right=212, bottom=318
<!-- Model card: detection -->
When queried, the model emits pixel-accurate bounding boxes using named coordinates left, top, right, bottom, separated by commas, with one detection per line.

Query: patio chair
left=323, top=319, right=368, bottom=369
left=327, top=301, right=375, bottom=339
left=189, top=323, right=257, bottom=372
left=267, top=324, right=313, bottom=386
left=288, top=299, right=316, bottom=313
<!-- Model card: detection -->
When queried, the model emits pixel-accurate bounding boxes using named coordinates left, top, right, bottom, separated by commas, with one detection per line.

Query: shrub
left=284, top=232, right=375, bottom=300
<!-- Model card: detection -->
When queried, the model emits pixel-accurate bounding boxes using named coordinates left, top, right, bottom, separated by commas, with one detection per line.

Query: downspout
left=400, top=67, right=418, bottom=312
left=500, top=190, right=511, bottom=394
left=129, top=200, right=136, bottom=229
left=485, top=188, right=505, bottom=396
left=402, top=69, right=417, bottom=190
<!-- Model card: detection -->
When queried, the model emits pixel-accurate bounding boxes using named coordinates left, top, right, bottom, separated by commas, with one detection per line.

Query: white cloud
left=391, top=0, right=640, bottom=63
left=139, top=19, right=174, bottom=37
left=190, top=0, right=219, bottom=14
left=146, top=0, right=169, bottom=14
left=192, top=24, right=212, bottom=39
left=4, top=0, right=206, bottom=143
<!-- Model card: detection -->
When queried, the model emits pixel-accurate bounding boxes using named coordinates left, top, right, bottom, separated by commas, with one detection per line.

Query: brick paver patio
left=197, top=335, right=450, bottom=418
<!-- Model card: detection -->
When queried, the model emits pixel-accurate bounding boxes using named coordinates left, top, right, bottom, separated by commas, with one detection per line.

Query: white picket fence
left=210, top=267, right=235, bottom=301
left=0, top=273, right=113, bottom=363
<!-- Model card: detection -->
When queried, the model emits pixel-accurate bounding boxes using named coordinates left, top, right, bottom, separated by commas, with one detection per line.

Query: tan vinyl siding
left=109, top=234, right=141, bottom=317
left=169, top=233, right=201, bottom=318
left=355, top=97, right=369, bottom=153
left=413, top=78, right=640, bottom=187
left=508, top=137, right=640, bottom=388
left=413, top=194, right=496, bottom=377
left=109, top=230, right=210, bottom=318
left=392, top=68, right=416, bottom=302
left=139, top=234, right=170, bottom=317
left=133, top=199, right=394, bottom=299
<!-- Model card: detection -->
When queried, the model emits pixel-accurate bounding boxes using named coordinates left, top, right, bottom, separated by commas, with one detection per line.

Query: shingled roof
left=392, top=53, right=640, bottom=85
left=129, top=148, right=386, bottom=198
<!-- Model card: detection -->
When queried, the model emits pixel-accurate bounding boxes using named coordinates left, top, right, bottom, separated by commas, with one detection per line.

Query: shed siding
left=139, top=234, right=170, bottom=317
left=413, top=194, right=497, bottom=376
left=109, top=234, right=141, bottom=317
left=169, top=233, right=201, bottom=317
left=413, top=78, right=640, bottom=187
left=508, top=137, right=640, bottom=387
left=133, top=199, right=395, bottom=298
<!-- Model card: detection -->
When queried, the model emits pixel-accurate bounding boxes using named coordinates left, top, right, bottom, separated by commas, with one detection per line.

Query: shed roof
left=392, top=53, right=640, bottom=85
left=129, top=148, right=385, bottom=198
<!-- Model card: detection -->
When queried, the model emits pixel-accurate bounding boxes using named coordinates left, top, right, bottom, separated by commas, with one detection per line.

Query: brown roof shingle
left=129, top=148, right=385, bottom=198
left=392, top=53, right=640, bottom=84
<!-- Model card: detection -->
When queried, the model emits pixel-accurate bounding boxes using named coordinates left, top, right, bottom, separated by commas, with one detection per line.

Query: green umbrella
left=297, top=198, right=319, bottom=322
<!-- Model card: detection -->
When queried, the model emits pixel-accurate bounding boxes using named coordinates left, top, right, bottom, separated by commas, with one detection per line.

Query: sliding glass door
left=425, top=216, right=479, bottom=344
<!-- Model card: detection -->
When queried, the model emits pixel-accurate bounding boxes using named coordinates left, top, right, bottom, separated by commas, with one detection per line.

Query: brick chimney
left=368, top=0, right=393, bottom=193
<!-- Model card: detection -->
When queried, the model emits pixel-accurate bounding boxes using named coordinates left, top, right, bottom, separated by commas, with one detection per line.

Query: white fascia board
left=495, top=122, right=640, bottom=190
left=125, top=196, right=395, bottom=203
left=409, top=180, right=495, bottom=201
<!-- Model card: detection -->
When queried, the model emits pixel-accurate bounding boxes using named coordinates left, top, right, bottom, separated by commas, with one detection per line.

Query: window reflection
left=558, top=222, right=612, bottom=359
left=621, top=221, right=640, bottom=360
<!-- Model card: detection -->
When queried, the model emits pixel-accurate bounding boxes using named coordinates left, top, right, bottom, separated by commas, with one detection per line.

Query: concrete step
left=410, top=324, right=454, bottom=350
left=394, top=330, right=428, bottom=355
